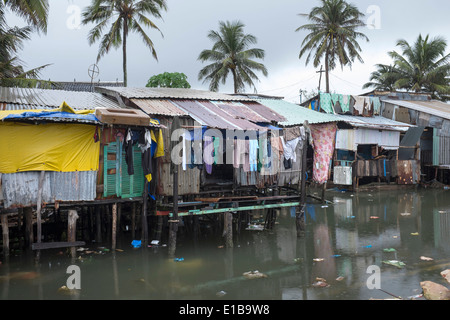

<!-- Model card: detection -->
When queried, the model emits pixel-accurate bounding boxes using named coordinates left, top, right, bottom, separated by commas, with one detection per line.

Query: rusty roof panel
left=213, top=101, right=269, bottom=123
left=97, top=87, right=256, bottom=101
left=197, top=101, right=265, bottom=131
left=0, top=86, right=121, bottom=110
left=241, top=101, right=287, bottom=123
left=130, top=99, right=187, bottom=116
left=172, top=100, right=239, bottom=130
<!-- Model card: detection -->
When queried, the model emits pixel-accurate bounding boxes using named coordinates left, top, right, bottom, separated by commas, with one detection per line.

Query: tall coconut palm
left=388, top=34, right=450, bottom=100
left=82, top=0, right=167, bottom=87
left=296, top=0, right=368, bottom=93
left=198, top=20, right=268, bottom=94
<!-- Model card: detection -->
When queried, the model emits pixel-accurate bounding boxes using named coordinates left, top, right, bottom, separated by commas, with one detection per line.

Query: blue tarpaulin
left=3, top=111, right=99, bottom=123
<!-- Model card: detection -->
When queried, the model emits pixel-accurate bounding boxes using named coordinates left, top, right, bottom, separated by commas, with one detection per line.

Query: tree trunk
left=123, top=19, right=128, bottom=87
left=325, top=51, right=330, bottom=93
left=231, top=68, right=238, bottom=94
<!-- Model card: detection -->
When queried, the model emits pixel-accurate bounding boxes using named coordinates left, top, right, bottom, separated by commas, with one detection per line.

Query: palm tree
left=296, top=0, right=368, bottom=93
left=82, top=0, right=168, bottom=87
left=2, top=0, right=49, bottom=33
left=362, top=64, right=399, bottom=92
left=198, top=20, right=268, bottom=94
left=0, top=0, right=50, bottom=87
left=387, top=34, right=450, bottom=100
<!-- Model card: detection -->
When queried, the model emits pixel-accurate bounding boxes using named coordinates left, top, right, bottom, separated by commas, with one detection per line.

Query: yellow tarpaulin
left=0, top=121, right=100, bottom=173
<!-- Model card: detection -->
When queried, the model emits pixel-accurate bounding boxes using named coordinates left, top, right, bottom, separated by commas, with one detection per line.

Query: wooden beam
left=36, top=171, right=45, bottom=244
left=1, top=215, right=9, bottom=256
left=112, top=202, right=117, bottom=250
left=32, top=241, right=86, bottom=250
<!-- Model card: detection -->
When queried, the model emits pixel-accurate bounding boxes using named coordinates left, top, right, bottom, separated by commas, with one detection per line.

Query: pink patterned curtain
left=310, top=122, right=337, bottom=184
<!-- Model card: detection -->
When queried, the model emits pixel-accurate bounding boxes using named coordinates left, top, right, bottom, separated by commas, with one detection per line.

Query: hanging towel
left=249, top=139, right=259, bottom=172
left=203, top=135, right=214, bottom=174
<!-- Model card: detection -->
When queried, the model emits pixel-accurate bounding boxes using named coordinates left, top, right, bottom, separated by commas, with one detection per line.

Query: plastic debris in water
left=216, top=290, right=227, bottom=297
left=131, top=240, right=141, bottom=248
left=382, top=260, right=406, bottom=268
left=362, top=245, right=372, bottom=248
left=383, top=248, right=397, bottom=252
left=174, top=257, right=184, bottom=262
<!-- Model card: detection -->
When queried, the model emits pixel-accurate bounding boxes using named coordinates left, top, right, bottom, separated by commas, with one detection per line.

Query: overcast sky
left=5, top=0, right=450, bottom=103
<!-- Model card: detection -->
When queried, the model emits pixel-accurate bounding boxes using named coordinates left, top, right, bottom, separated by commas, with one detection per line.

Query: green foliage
left=146, top=72, right=191, bottom=88
left=198, top=20, right=268, bottom=94
left=81, top=0, right=168, bottom=86
left=296, top=0, right=368, bottom=93
left=0, top=0, right=51, bottom=87
left=364, top=34, right=450, bottom=101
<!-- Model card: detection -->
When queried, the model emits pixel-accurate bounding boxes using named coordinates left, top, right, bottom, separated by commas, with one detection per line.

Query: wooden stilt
left=142, top=181, right=149, bottom=246
left=131, top=202, right=136, bottom=240
left=96, top=205, right=102, bottom=243
left=168, top=116, right=181, bottom=257
left=223, top=212, right=233, bottom=248
left=1, top=214, right=9, bottom=256
left=24, top=207, right=33, bottom=249
left=297, top=132, right=308, bottom=236
left=67, top=210, right=79, bottom=258
left=36, top=171, right=45, bottom=245
left=112, top=203, right=117, bottom=250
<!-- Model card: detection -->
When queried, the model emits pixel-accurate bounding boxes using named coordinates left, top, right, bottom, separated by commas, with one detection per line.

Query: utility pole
left=299, top=89, right=305, bottom=104
left=316, top=65, right=325, bottom=92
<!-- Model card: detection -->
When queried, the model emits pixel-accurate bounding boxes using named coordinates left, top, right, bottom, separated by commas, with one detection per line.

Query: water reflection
left=0, top=188, right=449, bottom=300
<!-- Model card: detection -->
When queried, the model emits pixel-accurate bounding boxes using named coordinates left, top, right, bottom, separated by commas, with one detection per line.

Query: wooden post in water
left=223, top=212, right=233, bottom=248
left=1, top=214, right=9, bottom=256
left=142, top=181, right=149, bottom=246
left=112, top=202, right=117, bottom=250
left=24, top=207, right=33, bottom=249
left=297, top=130, right=308, bottom=236
left=95, top=205, right=102, bottom=243
left=67, top=209, right=79, bottom=258
left=168, top=116, right=181, bottom=258
left=131, top=202, right=136, bottom=240
left=36, top=171, right=45, bottom=246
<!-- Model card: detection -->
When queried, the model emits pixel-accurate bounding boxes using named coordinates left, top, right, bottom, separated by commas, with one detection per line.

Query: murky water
left=1, top=187, right=449, bottom=300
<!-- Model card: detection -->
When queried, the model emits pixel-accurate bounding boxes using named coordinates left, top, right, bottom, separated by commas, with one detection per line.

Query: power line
left=259, top=72, right=317, bottom=94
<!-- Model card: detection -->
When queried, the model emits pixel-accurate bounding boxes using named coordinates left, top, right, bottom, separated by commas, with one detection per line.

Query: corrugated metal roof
left=256, top=99, right=338, bottom=126
left=383, top=99, right=450, bottom=121
left=196, top=101, right=264, bottom=130
left=96, top=86, right=256, bottom=101
left=241, top=101, right=287, bottom=123
left=173, top=100, right=242, bottom=130
left=0, top=86, right=121, bottom=110
left=336, top=115, right=413, bottom=132
left=130, top=98, right=187, bottom=116
left=212, top=101, right=268, bottom=123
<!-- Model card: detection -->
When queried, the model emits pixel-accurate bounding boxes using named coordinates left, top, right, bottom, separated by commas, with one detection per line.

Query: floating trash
left=131, top=240, right=142, bottom=248
left=420, top=256, right=434, bottom=261
left=362, top=245, right=373, bottom=248
left=174, top=257, right=184, bottom=262
left=382, top=260, right=406, bottom=269
left=410, top=232, right=419, bottom=236
left=313, top=258, right=325, bottom=262
left=216, top=290, right=227, bottom=297
left=383, top=248, right=397, bottom=252
left=243, top=270, right=267, bottom=280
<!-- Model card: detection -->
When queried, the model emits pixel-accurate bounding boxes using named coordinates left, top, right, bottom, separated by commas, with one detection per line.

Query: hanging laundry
left=124, top=128, right=135, bottom=175
left=233, top=139, right=246, bottom=169
left=352, top=96, right=365, bottom=115
left=284, top=126, right=302, bottom=141
left=154, top=129, right=165, bottom=158
left=309, top=122, right=337, bottom=184
left=319, top=92, right=334, bottom=114
left=370, top=97, right=381, bottom=115
left=138, top=129, right=153, bottom=182
left=340, top=95, right=350, bottom=113
left=249, top=139, right=259, bottom=172
left=203, top=135, right=214, bottom=174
